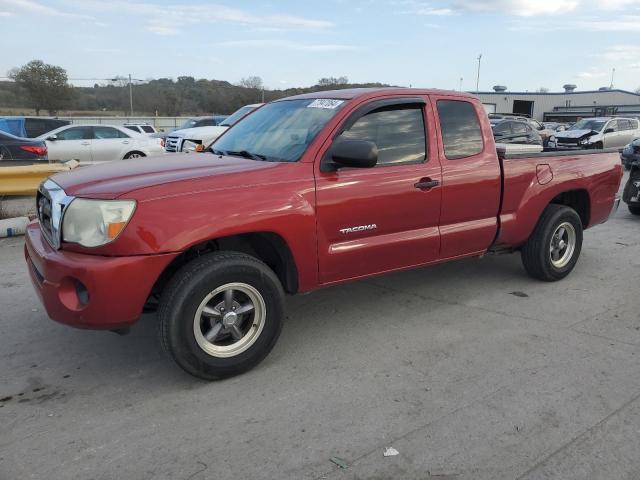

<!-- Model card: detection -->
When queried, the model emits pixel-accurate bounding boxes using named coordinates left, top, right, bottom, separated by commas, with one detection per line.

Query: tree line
left=2, top=60, right=389, bottom=116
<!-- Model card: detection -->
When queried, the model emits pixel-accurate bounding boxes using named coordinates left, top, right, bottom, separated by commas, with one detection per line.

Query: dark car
left=621, top=138, right=640, bottom=170
left=0, top=130, right=48, bottom=165
left=490, top=119, right=543, bottom=146
left=0, top=117, right=70, bottom=138
left=177, top=115, right=227, bottom=130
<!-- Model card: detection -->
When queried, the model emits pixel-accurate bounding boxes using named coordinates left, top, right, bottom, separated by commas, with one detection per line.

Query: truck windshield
left=569, top=119, right=606, bottom=132
left=212, top=99, right=345, bottom=162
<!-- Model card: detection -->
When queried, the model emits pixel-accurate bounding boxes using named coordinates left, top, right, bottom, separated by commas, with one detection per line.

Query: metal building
left=474, top=86, right=640, bottom=122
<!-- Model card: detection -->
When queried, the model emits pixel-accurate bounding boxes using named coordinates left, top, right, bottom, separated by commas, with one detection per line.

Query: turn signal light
left=107, top=221, right=127, bottom=239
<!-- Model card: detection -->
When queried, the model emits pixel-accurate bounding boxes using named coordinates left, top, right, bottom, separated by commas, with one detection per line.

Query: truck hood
left=168, top=125, right=228, bottom=139
left=554, top=129, right=598, bottom=139
left=51, top=153, right=284, bottom=198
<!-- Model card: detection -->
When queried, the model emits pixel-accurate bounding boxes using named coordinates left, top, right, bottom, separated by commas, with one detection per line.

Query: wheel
left=159, top=251, right=284, bottom=380
left=124, top=151, right=145, bottom=159
left=629, top=205, right=640, bottom=216
left=521, top=204, right=583, bottom=281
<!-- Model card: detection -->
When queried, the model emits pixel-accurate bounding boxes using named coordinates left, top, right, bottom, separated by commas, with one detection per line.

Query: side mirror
left=329, top=139, right=378, bottom=170
left=604, top=128, right=614, bottom=134
left=47, top=134, right=57, bottom=141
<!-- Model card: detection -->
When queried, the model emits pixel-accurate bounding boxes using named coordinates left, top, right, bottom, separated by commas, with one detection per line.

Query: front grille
left=557, top=138, right=579, bottom=145
left=165, top=136, right=182, bottom=152
left=36, top=180, right=74, bottom=249
left=37, top=187, right=55, bottom=246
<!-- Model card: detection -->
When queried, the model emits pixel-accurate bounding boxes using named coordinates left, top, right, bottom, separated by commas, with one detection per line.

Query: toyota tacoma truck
left=25, top=88, right=623, bottom=379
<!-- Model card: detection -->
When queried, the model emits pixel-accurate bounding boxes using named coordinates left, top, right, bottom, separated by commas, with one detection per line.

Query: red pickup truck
left=25, top=88, right=622, bottom=379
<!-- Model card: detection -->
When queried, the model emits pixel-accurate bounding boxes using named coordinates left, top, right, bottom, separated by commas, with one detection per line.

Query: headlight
left=579, top=138, right=590, bottom=145
left=62, top=199, right=136, bottom=247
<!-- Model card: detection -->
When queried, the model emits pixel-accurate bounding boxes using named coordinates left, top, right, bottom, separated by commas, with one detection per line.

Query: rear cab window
left=436, top=100, right=484, bottom=159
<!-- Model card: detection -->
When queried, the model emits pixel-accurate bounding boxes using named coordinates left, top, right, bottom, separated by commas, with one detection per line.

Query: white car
left=39, top=124, right=164, bottom=164
left=548, top=117, right=640, bottom=150
left=165, top=104, right=262, bottom=153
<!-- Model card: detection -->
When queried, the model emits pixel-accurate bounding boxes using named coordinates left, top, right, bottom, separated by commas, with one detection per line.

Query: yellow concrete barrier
left=0, top=161, right=79, bottom=196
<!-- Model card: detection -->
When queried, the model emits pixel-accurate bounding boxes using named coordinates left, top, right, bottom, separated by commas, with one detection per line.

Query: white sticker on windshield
left=307, top=99, right=344, bottom=109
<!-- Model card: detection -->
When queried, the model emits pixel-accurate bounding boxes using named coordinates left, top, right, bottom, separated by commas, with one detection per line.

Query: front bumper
left=24, top=222, right=179, bottom=330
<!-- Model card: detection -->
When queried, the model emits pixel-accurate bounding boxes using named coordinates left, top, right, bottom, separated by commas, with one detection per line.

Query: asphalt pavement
left=1, top=184, right=639, bottom=480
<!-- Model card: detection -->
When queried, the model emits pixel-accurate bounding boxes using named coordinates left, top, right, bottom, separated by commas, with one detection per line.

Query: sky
left=1, top=0, right=640, bottom=93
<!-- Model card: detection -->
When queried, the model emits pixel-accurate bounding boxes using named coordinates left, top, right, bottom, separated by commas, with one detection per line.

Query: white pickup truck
left=165, top=104, right=262, bottom=153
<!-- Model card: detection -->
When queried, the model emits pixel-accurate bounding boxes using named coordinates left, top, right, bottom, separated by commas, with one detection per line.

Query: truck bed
left=496, top=148, right=622, bottom=247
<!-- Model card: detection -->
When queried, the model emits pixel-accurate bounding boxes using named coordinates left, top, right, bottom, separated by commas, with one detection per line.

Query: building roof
left=476, top=89, right=640, bottom=97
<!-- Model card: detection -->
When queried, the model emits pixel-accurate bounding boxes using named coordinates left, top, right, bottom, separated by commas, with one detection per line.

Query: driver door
left=315, top=97, right=442, bottom=285
left=602, top=120, right=622, bottom=148
left=46, top=126, right=93, bottom=162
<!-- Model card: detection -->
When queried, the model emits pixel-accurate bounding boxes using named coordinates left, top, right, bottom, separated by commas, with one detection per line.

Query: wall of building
left=474, top=90, right=640, bottom=121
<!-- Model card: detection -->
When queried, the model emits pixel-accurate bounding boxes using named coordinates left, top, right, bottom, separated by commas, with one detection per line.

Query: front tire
left=521, top=204, right=583, bottom=281
left=159, top=251, right=284, bottom=380
left=124, top=151, right=145, bottom=159
left=629, top=205, right=640, bottom=216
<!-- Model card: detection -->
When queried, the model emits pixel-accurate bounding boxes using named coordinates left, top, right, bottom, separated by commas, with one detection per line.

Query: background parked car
left=123, top=122, right=157, bottom=136
left=166, top=104, right=262, bottom=153
left=621, top=138, right=640, bottom=170
left=548, top=117, right=640, bottom=150
left=491, top=119, right=543, bottom=147
left=543, top=122, right=569, bottom=132
left=0, top=130, right=48, bottom=165
left=0, top=116, right=69, bottom=138
left=178, top=115, right=227, bottom=130
left=39, top=124, right=164, bottom=163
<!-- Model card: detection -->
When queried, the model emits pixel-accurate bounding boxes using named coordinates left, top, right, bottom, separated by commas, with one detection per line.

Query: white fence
left=59, top=116, right=194, bottom=132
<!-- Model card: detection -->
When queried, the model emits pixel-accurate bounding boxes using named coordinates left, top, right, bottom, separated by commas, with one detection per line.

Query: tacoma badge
left=339, top=224, right=377, bottom=234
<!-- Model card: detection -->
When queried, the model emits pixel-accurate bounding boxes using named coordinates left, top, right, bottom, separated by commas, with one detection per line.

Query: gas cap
left=536, top=164, right=553, bottom=185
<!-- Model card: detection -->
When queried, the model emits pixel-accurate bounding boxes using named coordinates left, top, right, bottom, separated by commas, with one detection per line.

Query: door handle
left=81, top=141, right=90, bottom=145
left=122, top=140, right=130, bottom=144
left=414, top=178, right=440, bottom=190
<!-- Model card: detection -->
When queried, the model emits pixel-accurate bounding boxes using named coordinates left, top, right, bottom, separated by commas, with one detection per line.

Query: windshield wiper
left=225, top=150, right=268, bottom=161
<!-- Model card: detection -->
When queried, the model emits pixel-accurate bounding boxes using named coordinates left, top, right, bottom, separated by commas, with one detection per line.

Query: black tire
left=124, top=151, right=146, bottom=159
left=629, top=205, right=640, bottom=216
left=158, top=251, right=284, bottom=380
left=521, top=204, right=583, bottom=281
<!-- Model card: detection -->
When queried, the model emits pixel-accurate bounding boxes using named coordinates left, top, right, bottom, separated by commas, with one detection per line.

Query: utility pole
left=459, top=77, right=463, bottom=91
left=476, top=54, right=482, bottom=94
left=128, top=73, right=133, bottom=116
left=261, top=86, right=265, bottom=103
left=610, top=68, right=615, bottom=89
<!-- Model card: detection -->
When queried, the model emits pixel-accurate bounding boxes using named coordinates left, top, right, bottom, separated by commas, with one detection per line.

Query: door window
left=493, top=122, right=510, bottom=135
left=618, top=119, right=631, bottom=131
left=512, top=122, right=528, bottom=134
left=437, top=100, right=484, bottom=159
left=606, top=120, right=618, bottom=133
left=56, top=127, right=92, bottom=140
left=338, top=105, right=426, bottom=166
left=124, top=125, right=141, bottom=133
left=141, top=125, right=155, bottom=133
left=93, top=127, right=130, bottom=139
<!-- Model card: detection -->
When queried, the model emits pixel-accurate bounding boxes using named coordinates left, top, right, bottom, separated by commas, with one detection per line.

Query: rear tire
left=158, top=251, right=285, bottom=380
left=629, top=205, right=640, bottom=216
left=521, top=204, right=583, bottom=281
